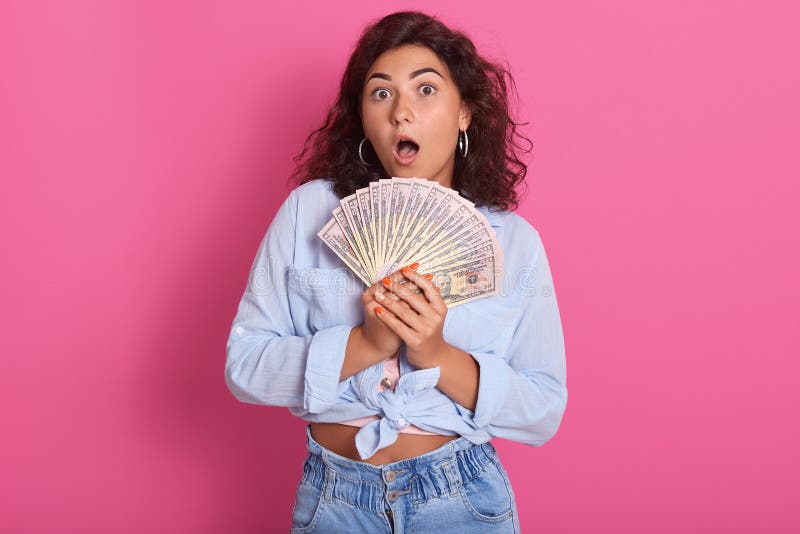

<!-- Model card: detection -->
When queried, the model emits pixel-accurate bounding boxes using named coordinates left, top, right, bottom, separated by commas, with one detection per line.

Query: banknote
left=340, top=193, right=374, bottom=278
left=332, top=207, right=371, bottom=281
left=393, top=188, right=472, bottom=268
left=356, top=188, right=376, bottom=273
left=427, top=254, right=503, bottom=307
left=384, top=178, right=429, bottom=269
left=391, top=183, right=452, bottom=270
left=319, top=177, right=503, bottom=307
left=369, top=181, right=382, bottom=270
left=316, top=217, right=373, bottom=286
left=379, top=178, right=416, bottom=279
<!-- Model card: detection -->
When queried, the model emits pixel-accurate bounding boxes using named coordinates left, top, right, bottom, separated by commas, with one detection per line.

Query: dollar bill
left=319, top=177, right=504, bottom=308
left=423, top=240, right=499, bottom=274
left=428, top=254, right=503, bottom=307
left=391, top=183, right=451, bottom=268
left=332, top=207, right=370, bottom=282
left=369, top=182, right=382, bottom=270
left=356, top=188, right=377, bottom=274
left=379, top=178, right=415, bottom=278
left=316, top=217, right=372, bottom=286
left=382, top=178, right=430, bottom=274
left=378, top=179, right=392, bottom=270
left=405, top=212, right=485, bottom=267
left=394, top=187, right=465, bottom=267
left=340, top=194, right=375, bottom=280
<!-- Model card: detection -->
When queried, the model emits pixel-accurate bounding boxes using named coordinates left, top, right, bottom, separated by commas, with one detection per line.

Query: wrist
left=356, top=324, right=395, bottom=361
left=408, top=340, right=451, bottom=369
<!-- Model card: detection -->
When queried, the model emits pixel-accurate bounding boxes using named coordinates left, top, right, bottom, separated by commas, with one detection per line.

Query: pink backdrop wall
left=2, top=1, right=798, bottom=532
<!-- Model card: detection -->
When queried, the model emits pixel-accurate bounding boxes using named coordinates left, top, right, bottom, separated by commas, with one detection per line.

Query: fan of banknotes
left=317, top=177, right=503, bottom=308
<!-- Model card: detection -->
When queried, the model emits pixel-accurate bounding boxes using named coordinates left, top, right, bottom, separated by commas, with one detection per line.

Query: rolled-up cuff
left=303, top=324, right=354, bottom=413
left=469, top=351, right=511, bottom=428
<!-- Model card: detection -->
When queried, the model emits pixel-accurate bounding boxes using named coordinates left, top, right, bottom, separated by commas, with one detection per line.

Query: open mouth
left=393, top=138, right=420, bottom=165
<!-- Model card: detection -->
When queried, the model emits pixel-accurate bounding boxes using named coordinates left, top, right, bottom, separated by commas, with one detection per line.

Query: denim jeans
left=289, top=424, right=521, bottom=533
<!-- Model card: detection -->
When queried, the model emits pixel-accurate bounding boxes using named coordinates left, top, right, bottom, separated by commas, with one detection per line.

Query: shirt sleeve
left=459, top=230, right=568, bottom=446
left=224, top=188, right=354, bottom=414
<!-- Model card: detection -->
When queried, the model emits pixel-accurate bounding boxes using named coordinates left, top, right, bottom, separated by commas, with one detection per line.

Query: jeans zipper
left=385, top=506, right=394, bottom=533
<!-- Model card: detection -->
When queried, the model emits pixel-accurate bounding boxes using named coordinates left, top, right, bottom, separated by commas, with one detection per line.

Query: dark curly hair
left=289, top=11, right=532, bottom=212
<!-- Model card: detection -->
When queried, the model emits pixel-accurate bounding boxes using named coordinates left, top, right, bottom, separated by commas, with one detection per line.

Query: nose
left=391, top=92, right=414, bottom=124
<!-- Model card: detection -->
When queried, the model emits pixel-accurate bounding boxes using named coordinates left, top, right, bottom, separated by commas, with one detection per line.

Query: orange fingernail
left=382, top=277, right=391, bottom=286
left=375, top=306, right=385, bottom=316
left=409, top=262, right=419, bottom=270
left=434, top=284, right=441, bottom=291
left=424, top=273, right=433, bottom=280
left=401, top=266, right=410, bottom=274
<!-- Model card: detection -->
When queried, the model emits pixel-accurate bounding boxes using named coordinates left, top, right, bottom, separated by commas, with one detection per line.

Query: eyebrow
left=366, top=67, right=445, bottom=83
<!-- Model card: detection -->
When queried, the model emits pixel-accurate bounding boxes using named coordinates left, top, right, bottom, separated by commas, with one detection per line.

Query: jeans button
left=387, top=490, right=399, bottom=502
left=386, top=471, right=396, bottom=482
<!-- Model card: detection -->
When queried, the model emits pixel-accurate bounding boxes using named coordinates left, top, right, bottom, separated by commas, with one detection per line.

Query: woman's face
left=361, top=44, right=471, bottom=189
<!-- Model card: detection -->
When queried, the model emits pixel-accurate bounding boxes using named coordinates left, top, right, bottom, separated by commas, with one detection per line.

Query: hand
left=358, top=267, right=417, bottom=358
left=373, top=262, right=449, bottom=369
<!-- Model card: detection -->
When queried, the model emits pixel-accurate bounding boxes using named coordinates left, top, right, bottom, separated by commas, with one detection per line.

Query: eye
left=418, top=83, right=438, bottom=96
left=371, top=88, right=391, bottom=101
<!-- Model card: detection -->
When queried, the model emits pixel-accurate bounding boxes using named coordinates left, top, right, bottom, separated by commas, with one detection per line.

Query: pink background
left=2, top=1, right=798, bottom=532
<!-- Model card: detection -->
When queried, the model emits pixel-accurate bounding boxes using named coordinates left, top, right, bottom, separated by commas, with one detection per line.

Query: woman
left=225, top=11, right=567, bottom=533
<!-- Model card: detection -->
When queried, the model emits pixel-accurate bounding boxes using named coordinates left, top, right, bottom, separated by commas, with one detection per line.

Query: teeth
left=397, top=140, right=419, bottom=156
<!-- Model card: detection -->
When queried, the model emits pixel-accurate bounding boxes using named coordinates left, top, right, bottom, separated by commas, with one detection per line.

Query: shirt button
left=385, top=471, right=396, bottom=482
left=387, top=490, right=399, bottom=502
left=397, top=417, right=406, bottom=426
left=235, top=326, right=244, bottom=335
left=380, top=377, right=393, bottom=390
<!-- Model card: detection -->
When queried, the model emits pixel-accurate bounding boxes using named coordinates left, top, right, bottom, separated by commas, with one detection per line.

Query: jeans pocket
left=289, top=476, right=325, bottom=533
left=458, top=456, right=514, bottom=523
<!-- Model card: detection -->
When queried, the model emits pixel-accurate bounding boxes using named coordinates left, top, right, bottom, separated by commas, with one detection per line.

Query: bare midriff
left=309, top=422, right=459, bottom=466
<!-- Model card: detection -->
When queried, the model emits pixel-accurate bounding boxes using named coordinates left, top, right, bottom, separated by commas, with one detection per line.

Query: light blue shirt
left=225, top=178, right=568, bottom=460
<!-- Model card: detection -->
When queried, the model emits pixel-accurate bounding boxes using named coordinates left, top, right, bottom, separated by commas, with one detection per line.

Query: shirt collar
left=454, top=187, right=506, bottom=227
left=474, top=204, right=506, bottom=227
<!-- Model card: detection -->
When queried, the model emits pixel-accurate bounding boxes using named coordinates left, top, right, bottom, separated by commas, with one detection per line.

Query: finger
left=369, top=265, right=418, bottom=296
left=381, top=274, right=431, bottom=319
left=366, top=278, right=399, bottom=306
left=374, top=284, right=424, bottom=330
left=374, top=281, right=403, bottom=303
left=386, top=264, right=419, bottom=290
left=400, top=265, right=447, bottom=315
left=375, top=282, right=418, bottom=320
left=384, top=271, right=432, bottom=316
left=364, top=286, right=392, bottom=309
left=379, top=276, right=421, bottom=298
left=377, top=263, right=424, bottom=301
left=374, top=303, right=416, bottom=342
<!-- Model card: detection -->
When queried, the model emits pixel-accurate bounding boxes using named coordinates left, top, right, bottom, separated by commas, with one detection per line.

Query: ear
left=458, top=102, right=472, bottom=131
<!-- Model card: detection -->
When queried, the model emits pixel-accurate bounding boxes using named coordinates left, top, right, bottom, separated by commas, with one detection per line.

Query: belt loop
left=442, top=460, right=461, bottom=498
left=323, top=466, right=335, bottom=504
